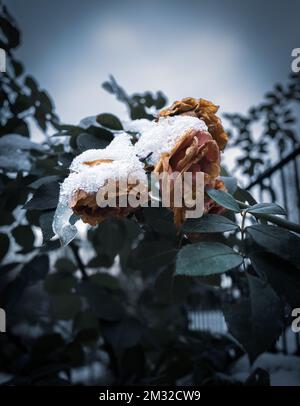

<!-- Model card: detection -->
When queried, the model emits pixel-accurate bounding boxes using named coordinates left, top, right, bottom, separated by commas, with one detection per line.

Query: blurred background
left=8, top=0, right=300, bottom=122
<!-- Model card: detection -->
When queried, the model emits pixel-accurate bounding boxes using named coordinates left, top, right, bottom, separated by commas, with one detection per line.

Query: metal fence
left=189, top=145, right=300, bottom=355
left=246, top=145, right=300, bottom=223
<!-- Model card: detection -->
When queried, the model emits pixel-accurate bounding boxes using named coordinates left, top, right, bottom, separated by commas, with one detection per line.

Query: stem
left=70, top=242, right=89, bottom=280
left=236, top=200, right=300, bottom=234
left=240, top=211, right=247, bottom=272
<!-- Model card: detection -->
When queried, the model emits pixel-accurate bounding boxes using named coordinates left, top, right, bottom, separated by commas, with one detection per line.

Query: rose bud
left=59, top=135, right=148, bottom=226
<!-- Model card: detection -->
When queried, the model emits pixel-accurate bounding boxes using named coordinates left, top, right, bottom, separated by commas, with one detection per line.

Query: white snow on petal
left=60, top=133, right=147, bottom=205
left=133, top=116, right=208, bottom=164
left=122, top=118, right=154, bottom=133
left=70, top=133, right=134, bottom=172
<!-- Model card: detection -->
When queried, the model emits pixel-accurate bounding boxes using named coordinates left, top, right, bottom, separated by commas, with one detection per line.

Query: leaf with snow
left=52, top=202, right=77, bottom=246
left=0, top=134, right=45, bottom=171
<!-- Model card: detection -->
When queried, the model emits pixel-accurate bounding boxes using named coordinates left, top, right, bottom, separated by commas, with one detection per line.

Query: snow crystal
left=130, top=116, right=208, bottom=164
left=60, top=133, right=147, bottom=204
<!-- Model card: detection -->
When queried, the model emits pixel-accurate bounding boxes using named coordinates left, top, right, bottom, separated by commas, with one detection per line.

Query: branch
left=69, top=242, right=89, bottom=280
left=236, top=200, right=300, bottom=234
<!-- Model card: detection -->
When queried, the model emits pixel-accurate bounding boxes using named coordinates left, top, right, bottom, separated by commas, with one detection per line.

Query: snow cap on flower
left=59, top=134, right=148, bottom=225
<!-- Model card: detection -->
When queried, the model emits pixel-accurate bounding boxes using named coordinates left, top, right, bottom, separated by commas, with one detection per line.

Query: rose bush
left=60, top=99, right=228, bottom=228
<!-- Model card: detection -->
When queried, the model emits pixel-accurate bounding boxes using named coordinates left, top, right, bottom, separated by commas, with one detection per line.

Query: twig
left=69, top=242, right=89, bottom=280
left=236, top=200, right=300, bottom=234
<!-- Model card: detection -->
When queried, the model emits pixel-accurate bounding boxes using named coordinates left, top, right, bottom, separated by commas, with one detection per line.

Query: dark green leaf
left=96, top=113, right=123, bottom=130
left=102, top=317, right=142, bottom=350
left=0, top=233, right=9, bottom=261
left=220, top=177, right=238, bottom=195
left=246, top=203, right=285, bottom=215
left=50, top=293, right=82, bottom=320
left=176, top=242, right=243, bottom=276
left=250, top=251, right=300, bottom=308
left=143, top=207, right=177, bottom=236
left=24, top=181, right=59, bottom=210
left=89, top=273, right=120, bottom=290
left=89, top=218, right=127, bottom=262
left=223, top=274, right=284, bottom=362
left=131, top=240, right=177, bottom=272
left=234, top=187, right=257, bottom=205
left=39, top=210, right=55, bottom=242
left=21, top=255, right=49, bottom=285
left=78, top=281, right=124, bottom=321
left=246, top=224, right=300, bottom=269
left=74, top=310, right=99, bottom=333
left=44, top=273, right=76, bottom=295
left=55, top=257, right=77, bottom=273
left=183, top=214, right=239, bottom=233
left=77, top=133, right=111, bottom=151
left=12, top=225, right=34, bottom=250
left=206, top=188, right=240, bottom=212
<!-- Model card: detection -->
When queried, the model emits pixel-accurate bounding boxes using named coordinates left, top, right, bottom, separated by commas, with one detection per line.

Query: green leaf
left=76, top=133, right=112, bottom=151
left=223, top=274, right=284, bottom=363
left=78, top=281, right=124, bottom=321
left=96, top=113, right=123, bottom=130
left=143, top=207, right=177, bottom=237
left=73, top=310, right=99, bottom=333
left=29, top=176, right=60, bottom=189
left=12, top=225, right=34, bottom=251
left=246, top=203, right=285, bottom=215
left=89, top=273, right=120, bottom=290
left=44, top=273, right=76, bottom=295
left=131, top=240, right=177, bottom=272
left=183, top=214, right=239, bottom=233
left=206, top=188, right=240, bottom=212
left=50, top=293, right=82, bottom=320
left=0, top=233, right=10, bottom=261
left=234, top=187, right=257, bottom=205
left=39, top=210, right=55, bottom=242
left=176, top=242, right=243, bottom=276
left=102, top=317, right=142, bottom=350
left=246, top=224, right=300, bottom=269
left=250, top=251, right=300, bottom=308
left=154, top=268, right=192, bottom=304
left=24, top=181, right=59, bottom=210
left=55, top=258, right=77, bottom=273
left=220, top=177, right=238, bottom=195
left=21, top=255, right=49, bottom=285
left=89, top=218, right=127, bottom=264
left=0, top=210, right=15, bottom=226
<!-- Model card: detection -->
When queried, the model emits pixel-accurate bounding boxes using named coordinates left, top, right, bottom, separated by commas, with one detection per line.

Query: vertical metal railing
left=188, top=145, right=300, bottom=356
left=246, top=145, right=300, bottom=354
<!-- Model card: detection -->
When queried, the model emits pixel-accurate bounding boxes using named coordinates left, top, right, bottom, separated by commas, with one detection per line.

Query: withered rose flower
left=69, top=176, right=143, bottom=227
left=153, top=127, right=221, bottom=226
left=60, top=134, right=148, bottom=226
left=159, top=97, right=228, bottom=151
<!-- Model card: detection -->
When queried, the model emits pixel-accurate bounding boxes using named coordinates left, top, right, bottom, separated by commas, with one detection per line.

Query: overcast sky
left=6, top=0, right=300, bottom=126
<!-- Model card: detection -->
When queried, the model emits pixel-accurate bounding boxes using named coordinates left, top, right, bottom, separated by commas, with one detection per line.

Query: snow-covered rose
left=59, top=135, right=148, bottom=226
left=159, top=97, right=228, bottom=151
